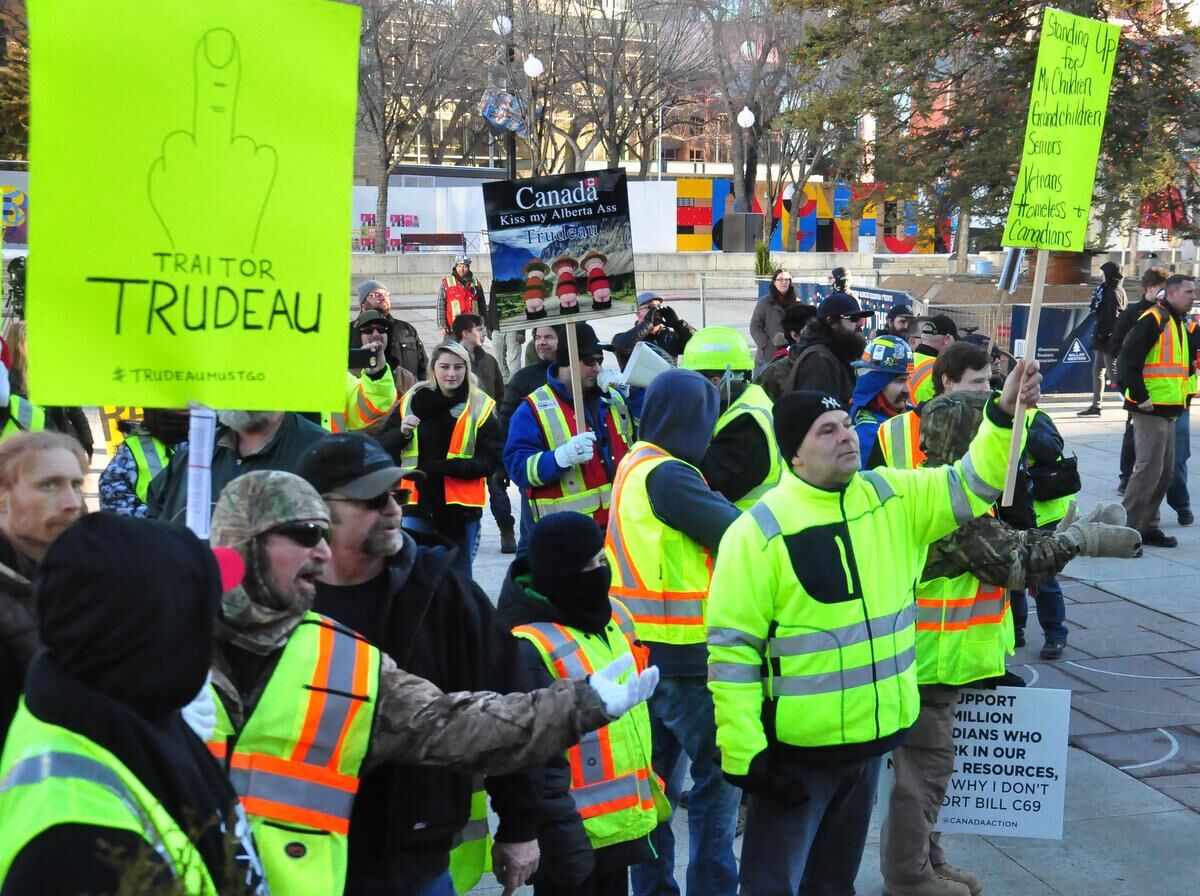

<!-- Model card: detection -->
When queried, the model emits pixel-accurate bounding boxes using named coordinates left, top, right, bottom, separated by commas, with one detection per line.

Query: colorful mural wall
left=674, top=178, right=950, bottom=254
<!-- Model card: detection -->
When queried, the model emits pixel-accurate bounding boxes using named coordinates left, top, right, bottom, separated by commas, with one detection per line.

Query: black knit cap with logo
left=773, top=390, right=850, bottom=461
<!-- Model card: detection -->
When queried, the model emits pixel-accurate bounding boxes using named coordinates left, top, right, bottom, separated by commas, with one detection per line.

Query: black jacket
left=494, top=559, right=653, bottom=887
left=500, top=360, right=553, bottom=429
left=612, top=311, right=695, bottom=368
left=1118, top=301, right=1190, bottom=416
left=789, top=323, right=858, bottom=405
left=1108, top=298, right=1153, bottom=358
left=1093, top=281, right=1127, bottom=349
left=314, top=534, right=541, bottom=893
left=0, top=532, right=37, bottom=743
left=350, top=316, right=428, bottom=382
left=700, top=387, right=773, bottom=505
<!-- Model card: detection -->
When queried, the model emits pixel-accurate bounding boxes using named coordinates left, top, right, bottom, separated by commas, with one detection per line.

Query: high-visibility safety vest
left=712, top=383, right=782, bottom=509
left=448, top=781, right=492, bottom=894
left=0, top=702, right=219, bottom=895
left=1024, top=409, right=1074, bottom=527
left=914, top=570, right=1012, bottom=686
left=323, top=371, right=398, bottom=434
left=523, top=383, right=633, bottom=525
left=908, top=353, right=937, bottom=405
left=0, top=396, right=45, bottom=441
left=876, top=409, right=924, bottom=469
left=512, top=600, right=667, bottom=849
left=707, top=406, right=1019, bottom=775
left=605, top=443, right=714, bottom=646
left=1125, top=305, right=1189, bottom=409
left=208, top=613, right=380, bottom=896
left=1187, top=320, right=1198, bottom=396
left=398, top=385, right=496, bottom=509
left=125, top=432, right=172, bottom=503
left=443, top=276, right=477, bottom=330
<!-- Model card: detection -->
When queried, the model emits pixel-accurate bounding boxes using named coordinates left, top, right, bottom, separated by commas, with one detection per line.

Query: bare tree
left=356, top=0, right=491, bottom=252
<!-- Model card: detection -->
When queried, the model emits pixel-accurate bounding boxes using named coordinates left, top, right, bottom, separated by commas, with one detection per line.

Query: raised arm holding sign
left=999, top=8, right=1121, bottom=504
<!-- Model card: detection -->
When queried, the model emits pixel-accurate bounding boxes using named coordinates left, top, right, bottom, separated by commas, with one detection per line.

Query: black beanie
left=773, top=390, right=849, bottom=462
left=556, top=322, right=604, bottom=367
left=530, top=511, right=606, bottom=599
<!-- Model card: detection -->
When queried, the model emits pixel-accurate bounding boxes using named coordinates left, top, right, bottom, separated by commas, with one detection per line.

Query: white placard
left=185, top=406, right=217, bottom=540
left=936, top=686, right=1070, bottom=840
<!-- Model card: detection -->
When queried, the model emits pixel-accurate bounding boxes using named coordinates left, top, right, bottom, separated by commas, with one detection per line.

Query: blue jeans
left=740, top=757, right=882, bottom=896
left=1167, top=410, right=1191, bottom=513
left=402, top=516, right=480, bottom=580
left=1010, top=522, right=1068, bottom=643
left=394, top=869, right=456, bottom=896
left=630, top=677, right=740, bottom=896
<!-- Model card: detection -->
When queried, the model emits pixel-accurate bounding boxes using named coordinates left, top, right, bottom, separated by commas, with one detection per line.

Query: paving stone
left=1062, top=627, right=1192, bottom=659
left=1158, top=650, right=1200, bottom=675
left=1068, top=708, right=1115, bottom=738
left=1061, top=747, right=1185, bottom=822
left=1071, top=726, right=1200, bottom=779
left=1058, top=578, right=1121, bottom=605
left=1086, top=576, right=1200, bottom=617
left=1056, top=655, right=1200, bottom=690
left=1065, top=601, right=1184, bottom=631
left=1139, top=621, right=1200, bottom=650
left=1141, top=772, right=1200, bottom=812
left=1069, top=688, right=1200, bottom=732
left=1013, top=662, right=1100, bottom=694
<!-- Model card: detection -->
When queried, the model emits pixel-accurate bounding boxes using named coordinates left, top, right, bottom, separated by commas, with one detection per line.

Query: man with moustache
left=787, top=292, right=872, bottom=405
left=297, top=433, right=543, bottom=896
left=146, top=409, right=327, bottom=523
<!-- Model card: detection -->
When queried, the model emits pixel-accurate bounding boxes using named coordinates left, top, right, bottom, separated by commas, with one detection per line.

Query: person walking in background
left=382, top=342, right=502, bottom=578
left=438, top=255, right=488, bottom=340
left=749, top=268, right=798, bottom=367
left=754, top=303, right=818, bottom=402
left=1112, top=267, right=1170, bottom=495
left=1079, top=261, right=1127, bottom=416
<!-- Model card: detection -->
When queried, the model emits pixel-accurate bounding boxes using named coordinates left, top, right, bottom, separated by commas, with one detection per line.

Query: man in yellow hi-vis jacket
left=706, top=360, right=1041, bottom=896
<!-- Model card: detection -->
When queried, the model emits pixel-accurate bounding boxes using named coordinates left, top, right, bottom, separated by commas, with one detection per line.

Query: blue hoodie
left=637, top=370, right=741, bottom=676
left=850, top=370, right=906, bottom=467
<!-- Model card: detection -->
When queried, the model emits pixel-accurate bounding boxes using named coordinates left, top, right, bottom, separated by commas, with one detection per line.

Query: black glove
left=659, top=305, right=679, bottom=326
left=721, top=749, right=768, bottom=794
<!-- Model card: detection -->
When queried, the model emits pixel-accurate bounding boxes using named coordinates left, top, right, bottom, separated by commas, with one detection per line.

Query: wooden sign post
left=1001, top=249, right=1049, bottom=505
left=564, top=322, right=587, bottom=434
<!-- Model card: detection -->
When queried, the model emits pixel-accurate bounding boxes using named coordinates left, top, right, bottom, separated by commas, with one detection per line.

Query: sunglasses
left=327, top=488, right=411, bottom=511
left=581, top=355, right=604, bottom=367
left=360, top=326, right=389, bottom=336
left=269, top=522, right=331, bottom=548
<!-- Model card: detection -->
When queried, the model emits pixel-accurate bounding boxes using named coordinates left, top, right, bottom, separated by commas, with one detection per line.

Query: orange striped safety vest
left=209, top=613, right=380, bottom=896
left=914, top=569, right=1011, bottom=686
left=1125, top=305, right=1189, bottom=409
left=398, top=385, right=496, bottom=509
left=876, top=409, right=925, bottom=469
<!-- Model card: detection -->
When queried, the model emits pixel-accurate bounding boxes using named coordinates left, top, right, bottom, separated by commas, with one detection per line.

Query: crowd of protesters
left=0, top=253, right=1180, bottom=896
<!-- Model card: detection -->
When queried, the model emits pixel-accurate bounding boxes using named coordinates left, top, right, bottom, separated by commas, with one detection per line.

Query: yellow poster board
left=26, top=0, right=360, bottom=410
left=1002, top=9, right=1120, bottom=252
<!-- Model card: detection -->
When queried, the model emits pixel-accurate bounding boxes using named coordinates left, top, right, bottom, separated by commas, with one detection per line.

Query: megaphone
left=624, top=341, right=674, bottom=388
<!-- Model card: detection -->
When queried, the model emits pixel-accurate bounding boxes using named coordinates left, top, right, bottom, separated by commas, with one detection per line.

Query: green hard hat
left=680, top=326, right=754, bottom=373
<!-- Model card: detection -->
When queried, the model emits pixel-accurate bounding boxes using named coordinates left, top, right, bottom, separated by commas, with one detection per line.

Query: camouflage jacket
left=212, top=645, right=611, bottom=776
left=922, top=515, right=1076, bottom=589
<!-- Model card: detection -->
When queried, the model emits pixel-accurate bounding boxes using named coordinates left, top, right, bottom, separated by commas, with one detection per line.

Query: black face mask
left=546, top=565, right=613, bottom=634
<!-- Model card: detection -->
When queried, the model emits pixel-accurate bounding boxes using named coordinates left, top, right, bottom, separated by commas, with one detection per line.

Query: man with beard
left=297, top=433, right=543, bottom=896
left=0, top=431, right=88, bottom=740
left=787, top=292, right=871, bottom=404
left=206, top=470, right=659, bottom=896
left=145, top=410, right=327, bottom=524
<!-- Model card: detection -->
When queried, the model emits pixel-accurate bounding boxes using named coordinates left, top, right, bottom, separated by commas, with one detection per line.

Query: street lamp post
left=735, top=105, right=755, bottom=213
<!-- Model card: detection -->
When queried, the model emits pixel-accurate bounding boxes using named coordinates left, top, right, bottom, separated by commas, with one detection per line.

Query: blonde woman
left=383, top=341, right=502, bottom=579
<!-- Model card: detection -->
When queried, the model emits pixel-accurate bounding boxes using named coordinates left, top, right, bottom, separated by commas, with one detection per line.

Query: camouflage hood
left=919, top=391, right=991, bottom=467
left=210, top=470, right=330, bottom=654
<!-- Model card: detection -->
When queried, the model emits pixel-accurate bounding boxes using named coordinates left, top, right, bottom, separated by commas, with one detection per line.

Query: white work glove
left=589, top=655, right=660, bottom=718
left=180, top=671, right=216, bottom=741
left=493, top=839, right=540, bottom=896
left=553, top=431, right=596, bottom=468
left=1056, top=504, right=1140, bottom=558
left=1138, top=398, right=1154, bottom=412
left=597, top=369, right=629, bottom=394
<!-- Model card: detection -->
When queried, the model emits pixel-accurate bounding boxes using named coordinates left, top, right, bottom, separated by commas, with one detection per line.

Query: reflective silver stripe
left=945, top=466, right=974, bottom=526
left=228, top=765, right=356, bottom=821
left=573, top=729, right=609, bottom=786
left=884, top=415, right=909, bottom=468
left=769, top=603, right=916, bottom=657
left=525, top=453, right=546, bottom=489
left=2, top=751, right=179, bottom=877
left=453, top=393, right=492, bottom=459
left=609, top=392, right=633, bottom=443
left=355, top=388, right=384, bottom=424
left=610, top=601, right=638, bottom=641
left=450, top=817, right=489, bottom=848
left=708, top=626, right=765, bottom=652
left=859, top=470, right=895, bottom=504
left=571, top=771, right=640, bottom=810
left=749, top=502, right=781, bottom=539
left=529, top=386, right=600, bottom=504
left=616, top=596, right=705, bottom=620
left=917, top=594, right=1007, bottom=626
left=771, top=645, right=916, bottom=697
left=518, top=622, right=591, bottom=678
left=708, top=662, right=762, bottom=684
left=303, top=623, right=367, bottom=768
left=531, top=485, right=608, bottom=519
left=134, top=435, right=166, bottom=480
left=961, top=452, right=1002, bottom=504
left=14, top=398, right=33, bottom=431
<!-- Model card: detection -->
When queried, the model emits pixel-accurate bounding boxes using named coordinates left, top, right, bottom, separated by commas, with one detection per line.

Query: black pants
left=1120, top=413, right=1135, bottom=485
left=536, top=865, right=629, bottom=896
left=488, top=471, right=515, bottom=529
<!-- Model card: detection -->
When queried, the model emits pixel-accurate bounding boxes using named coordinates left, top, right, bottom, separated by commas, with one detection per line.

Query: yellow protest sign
left=26, top=0, right=360, bottom=410
left=1003, top=9, right=1120, bottom=252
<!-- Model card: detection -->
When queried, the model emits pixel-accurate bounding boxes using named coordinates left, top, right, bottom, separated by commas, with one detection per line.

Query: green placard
left=1003, top=9, right=1120, bottom=252
left=26, top=0, right=360, bottom=411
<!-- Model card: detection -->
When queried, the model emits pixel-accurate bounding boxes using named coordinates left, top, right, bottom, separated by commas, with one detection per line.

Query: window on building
left=688, top=148, right=705, bottom=162
left=662, top=147, right=680, bottom=161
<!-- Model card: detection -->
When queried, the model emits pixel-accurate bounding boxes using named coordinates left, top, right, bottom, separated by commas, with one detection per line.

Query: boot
left=883, top=876, right=971, bottom=896
left=500, top=525, right=517, bottom=554
left=933, top=863, right=983, bottom=896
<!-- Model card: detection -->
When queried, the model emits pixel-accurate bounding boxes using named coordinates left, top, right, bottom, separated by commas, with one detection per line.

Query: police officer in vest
left=0, top=514, right=268, bottom=895
left=706, top=359, right=1042, bottom=896
left=206, top=470, right=659, bottom=896
left=497, top=511, right=668, bottom=896
left=677, top=326, right=782, bottom=509
left=505, top=323, right=633, bottom=532
left=1118, top=274, right=1196, bottom=547
left=907, top=315, right=958, bottom=406
left=99, top=409, right=189, bottom=517
left=879, top=393, right=1139, bottom=896
left=605, top=369, right=742, bottom=896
